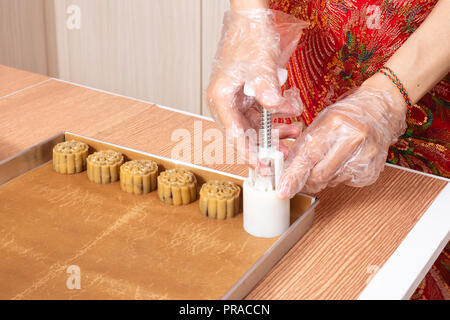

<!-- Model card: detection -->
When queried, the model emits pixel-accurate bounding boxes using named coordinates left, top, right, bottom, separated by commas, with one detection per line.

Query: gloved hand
left=206, top=9, right=308, bottom=165
left=277, top=85, right=408, bottom=198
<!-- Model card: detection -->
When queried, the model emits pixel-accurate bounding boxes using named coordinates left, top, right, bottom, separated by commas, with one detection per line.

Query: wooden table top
left=0, top=67, right=447, bottom=300
left=0, top=65, right=48, bottom=98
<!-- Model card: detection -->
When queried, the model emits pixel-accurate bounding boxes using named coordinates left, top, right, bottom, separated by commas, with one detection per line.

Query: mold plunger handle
left=244, top=68, right=288, bottom=191
left=244, top=68, right=288, bottom=155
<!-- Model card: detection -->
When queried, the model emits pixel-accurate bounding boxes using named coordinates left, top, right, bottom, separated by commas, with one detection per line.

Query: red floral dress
left=270, top=0, right=449, bottom=178
left=269, top=0, right=449, bottom=300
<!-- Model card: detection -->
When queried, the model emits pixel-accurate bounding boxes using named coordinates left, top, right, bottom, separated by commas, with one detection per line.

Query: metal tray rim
left=1, top=131, right=318, bottom=300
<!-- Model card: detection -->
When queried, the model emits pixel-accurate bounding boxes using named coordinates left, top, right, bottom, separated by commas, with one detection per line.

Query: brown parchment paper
left=0, top=135, right=312, bottom=300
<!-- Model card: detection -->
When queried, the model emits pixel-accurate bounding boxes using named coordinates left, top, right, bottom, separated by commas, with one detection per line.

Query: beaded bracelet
left=378, top=66, right=412, bottom=113
left=273, top=66, right=412, bottom=124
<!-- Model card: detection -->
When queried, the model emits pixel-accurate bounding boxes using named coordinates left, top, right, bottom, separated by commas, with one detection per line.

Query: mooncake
left=87, top=150, right=124, bottom=184
left=53, top=140, right=89, bottom=174
left=157, top=168, right=197, bottom=205
left=120, top=160, right=158, bottom=195
left=199, top=180, right=240, bottom=219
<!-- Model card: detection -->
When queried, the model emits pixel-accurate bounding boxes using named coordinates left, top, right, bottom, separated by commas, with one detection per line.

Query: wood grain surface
left=0, top=75, right=447, bottom=299
left=0, top=65, right=48, bottom=97
left=0, top=80, right=150, bottom=160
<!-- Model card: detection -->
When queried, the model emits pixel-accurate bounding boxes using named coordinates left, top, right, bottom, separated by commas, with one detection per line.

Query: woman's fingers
left=276, top=128, right=330, bottom=199
left=252, top=72, right=301, bottom=115
left=303, top=129, right=363, bottom=193
left=235, top=112, right=301, bottom=166
left=276, top=155, right=313, bottom=199
left=206, top=75, right=246, bottom=131
left=207, top=71, right=303, bottom=171
left=277, top=111, right=367, bottom=197
left=327, top=145, right=386, bottom=188
left=273, top=123, right=301, bottom=140
left=252, top=73, right=284, bottom=108
left=245, top=107, right=301, bottom=141
left=276, top=86, right=407, bottom=197
left=207, top=74, right=259, bottom=168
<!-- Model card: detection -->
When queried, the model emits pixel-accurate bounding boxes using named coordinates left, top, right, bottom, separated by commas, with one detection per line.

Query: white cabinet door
left=0, top=0, right=229, bottom=116
left=0, top=0, right=48, bottom=75
left=46, top=0, right=202, bottom=114
left=201, top=0, right=229, bottom=116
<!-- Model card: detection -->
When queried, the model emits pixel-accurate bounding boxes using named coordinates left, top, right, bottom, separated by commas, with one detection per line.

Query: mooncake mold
left=120, top=160, right=158, bottom=195
left=87, top=150, right=124, bottom=184
left=53, top=140, right=89, bottom=174
left=199, top=180, right=240, bottom=219
left=157, top=168, right=197, bottom=205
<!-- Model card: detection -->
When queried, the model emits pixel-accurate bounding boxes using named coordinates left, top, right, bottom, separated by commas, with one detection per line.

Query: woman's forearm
left=230, top=0, right=269, bottom=11
left=365, top=0, right=450, bottom=106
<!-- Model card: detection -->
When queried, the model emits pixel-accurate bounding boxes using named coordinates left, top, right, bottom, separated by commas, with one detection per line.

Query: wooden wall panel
left=201, top=0, right=229, bottom=116
left=0, top=65, right=48, bottom=97
left=0, top=0, right=228, bottom=115
left=0, top=0, right=48, bottom=75
left=45, top=0, right=202, bottom=114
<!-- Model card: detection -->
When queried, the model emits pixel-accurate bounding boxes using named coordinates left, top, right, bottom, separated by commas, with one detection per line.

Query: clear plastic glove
left=206, top=9, right=308, bottom=164
left=277, top=86, right=408, bottom=198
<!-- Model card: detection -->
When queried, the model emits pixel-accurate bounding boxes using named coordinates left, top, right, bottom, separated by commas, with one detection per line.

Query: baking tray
left=0, top=132, right=318, bottom=300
